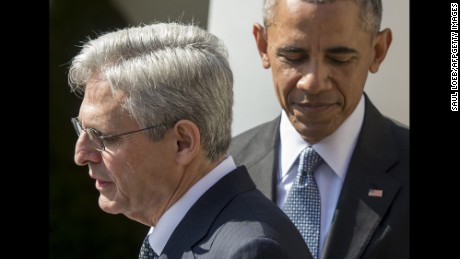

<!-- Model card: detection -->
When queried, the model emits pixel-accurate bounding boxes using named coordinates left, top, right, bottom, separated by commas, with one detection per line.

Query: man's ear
left=253, top=23, right=271, bottom=69
left=171, top=120, right=200, bottom=165
left=369, top=28, right=392, bottom=73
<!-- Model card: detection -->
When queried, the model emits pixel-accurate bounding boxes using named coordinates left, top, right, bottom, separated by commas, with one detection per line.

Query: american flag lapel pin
left=368, top=189, right=383, bottom=198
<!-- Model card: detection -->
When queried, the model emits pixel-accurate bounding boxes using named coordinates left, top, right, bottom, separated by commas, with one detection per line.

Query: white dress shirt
left=277, top=95, right=365, bottom=257
left=146, top=156, right=237, bottom=255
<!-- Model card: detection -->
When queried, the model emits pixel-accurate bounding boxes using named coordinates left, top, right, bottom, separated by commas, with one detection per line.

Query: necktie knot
left=299, top=147, right=322, bottom=174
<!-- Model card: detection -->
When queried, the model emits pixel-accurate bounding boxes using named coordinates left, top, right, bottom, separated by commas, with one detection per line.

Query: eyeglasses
left=71, top=117, right=164, bottom=151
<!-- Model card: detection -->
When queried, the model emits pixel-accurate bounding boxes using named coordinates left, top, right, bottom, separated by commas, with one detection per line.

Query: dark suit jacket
left=159, top=166, right=312, bottom=259
left=228, top=96, right=409, bottom=259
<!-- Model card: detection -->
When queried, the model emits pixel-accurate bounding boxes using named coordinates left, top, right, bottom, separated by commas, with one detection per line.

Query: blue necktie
left=283, top=147, right=322, bottom=259
left=139, top=235, right=158, bottom=259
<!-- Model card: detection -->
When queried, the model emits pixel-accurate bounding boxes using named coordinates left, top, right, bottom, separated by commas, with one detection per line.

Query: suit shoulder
left=387, top=117, right=409, bottom=151
left=211, top=189, right=312, bottom=258
left=233, top=121, right=272, bottom=143
left=229, top=117, right=280, bottom=152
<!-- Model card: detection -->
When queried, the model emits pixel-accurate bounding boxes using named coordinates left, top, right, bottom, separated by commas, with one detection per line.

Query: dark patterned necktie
left=283, top=147, right=323, bottom=259
left=139, top=235, right=158, bottom=259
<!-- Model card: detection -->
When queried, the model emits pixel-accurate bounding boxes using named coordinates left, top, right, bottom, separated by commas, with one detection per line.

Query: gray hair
left=262, top=0, right=382, bottom=35
left=68, top=22, right=233, bottom=161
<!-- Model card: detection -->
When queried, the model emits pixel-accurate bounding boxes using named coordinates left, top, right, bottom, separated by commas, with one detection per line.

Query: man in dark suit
left=67, top=22, right=311, bottom=258
left=229, top=0, right=409, bottom=258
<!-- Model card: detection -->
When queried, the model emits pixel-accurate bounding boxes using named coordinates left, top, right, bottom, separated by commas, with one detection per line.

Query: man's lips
left=95, top=179, right=112, bottom=190
left=90, top=174, right=113, bottom=190
left=292, top=102, right=334, bottom=112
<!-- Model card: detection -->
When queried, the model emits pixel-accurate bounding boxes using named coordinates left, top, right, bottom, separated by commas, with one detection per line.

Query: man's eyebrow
left=276, top=46, right=358, bottom=55
left=325, top=46, right=358, bottom=54
left=277, top=46, right=306, bottom=53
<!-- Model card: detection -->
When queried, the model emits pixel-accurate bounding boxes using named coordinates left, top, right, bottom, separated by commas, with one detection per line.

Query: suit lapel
left=322, top=97, right=402, bottom=259
left=160, top=167, right=256, bottom=258
left=231, top=116, right=281, bottom=201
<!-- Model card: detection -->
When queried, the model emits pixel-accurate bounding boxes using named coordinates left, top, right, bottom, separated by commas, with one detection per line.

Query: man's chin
left=98, top=196, right=121, bottom=215
left=293, top=122, right=333, bottom=144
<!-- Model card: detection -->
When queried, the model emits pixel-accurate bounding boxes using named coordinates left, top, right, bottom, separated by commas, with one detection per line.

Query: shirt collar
left=148, top=156, right=237, bottom=254
left=279, top=95, right=365, bottom=180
